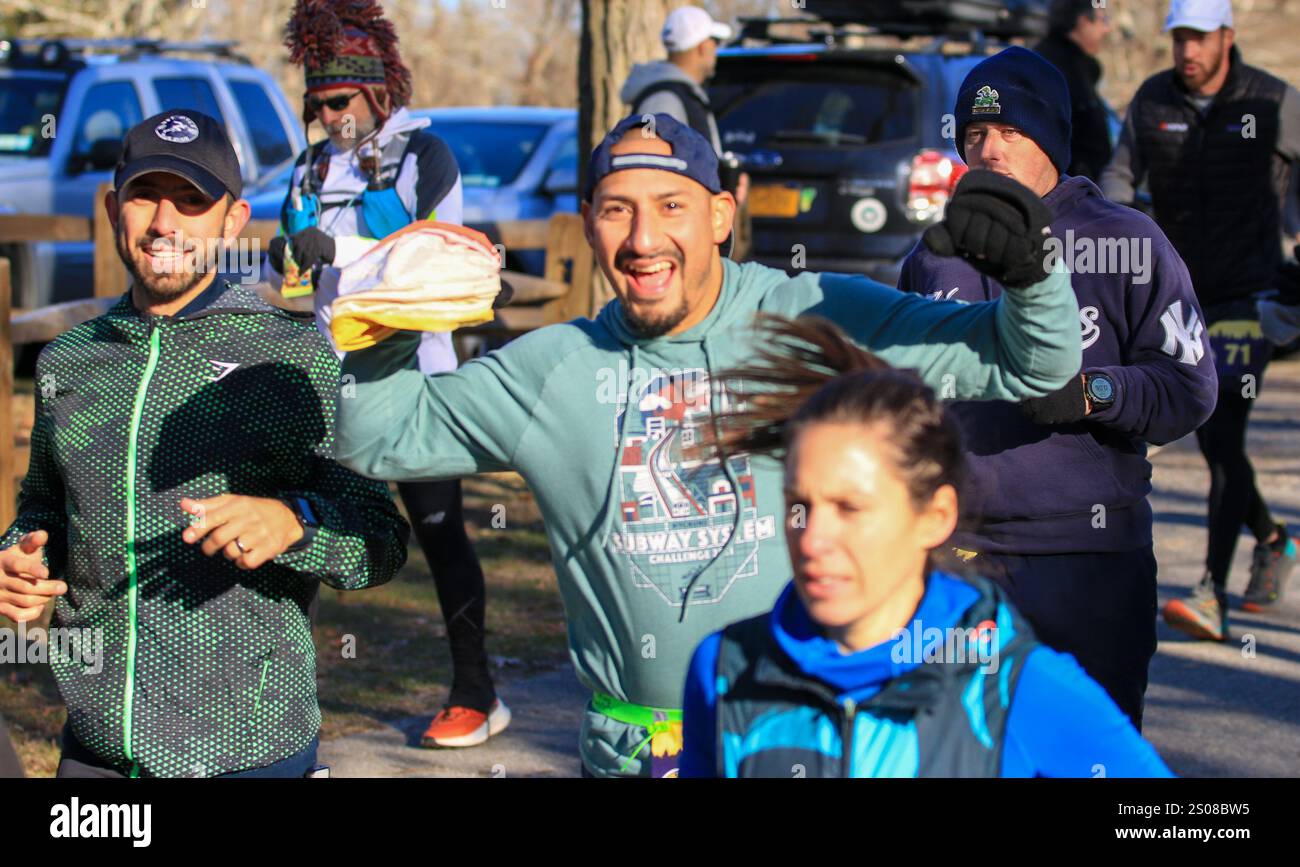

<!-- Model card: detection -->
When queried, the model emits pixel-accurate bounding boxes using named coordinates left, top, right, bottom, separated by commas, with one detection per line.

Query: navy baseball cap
left=115, top=109, right=243, bottom=201
left=584, top=113, right=721, bottom=202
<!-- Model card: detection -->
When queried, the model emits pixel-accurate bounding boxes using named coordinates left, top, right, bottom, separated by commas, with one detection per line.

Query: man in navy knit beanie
left=898, top=46, right=1219, bottom=730
left=954, top=46, right=1073, bottom=178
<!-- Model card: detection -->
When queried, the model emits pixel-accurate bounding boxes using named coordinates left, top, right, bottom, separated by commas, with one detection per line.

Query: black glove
left=267, top=235, right=288, bottom=274
left=1020, top=374, right=1087, bottom=426
left=923, top=169, right=1054, bottom=289
left=268, top=227, right=336, bottom=275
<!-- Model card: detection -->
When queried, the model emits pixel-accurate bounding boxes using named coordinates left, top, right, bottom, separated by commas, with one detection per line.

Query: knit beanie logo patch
left=972, top=86, right=1002, bottom=115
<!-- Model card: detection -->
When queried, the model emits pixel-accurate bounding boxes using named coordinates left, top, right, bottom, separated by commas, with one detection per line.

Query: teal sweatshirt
left=336, top=257, right=1081, bottom=776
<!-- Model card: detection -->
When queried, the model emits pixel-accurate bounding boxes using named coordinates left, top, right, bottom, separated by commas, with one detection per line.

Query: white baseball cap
left=662, top=6, right=732, bottom=53
left=1165, top=0, right=1234, bottom=32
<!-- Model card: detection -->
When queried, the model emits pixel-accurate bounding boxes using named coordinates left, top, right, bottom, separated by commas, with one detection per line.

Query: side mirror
left=542, top=165, right=577, bottom=197
left=68, top=137, right=123, bottom=175
left=88, top=138, right=123, bottom=171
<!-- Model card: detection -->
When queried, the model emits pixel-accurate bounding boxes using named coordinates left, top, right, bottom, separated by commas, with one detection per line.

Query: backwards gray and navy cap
left=115, top=109, right=243, bottom=200
left=584, top=113, right=722, bottom=202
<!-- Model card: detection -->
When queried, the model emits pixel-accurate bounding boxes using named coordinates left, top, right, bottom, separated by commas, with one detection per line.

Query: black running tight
left=396, top=479, right=496, bottom=712
left=1195, top=387, right=1277, bottom=589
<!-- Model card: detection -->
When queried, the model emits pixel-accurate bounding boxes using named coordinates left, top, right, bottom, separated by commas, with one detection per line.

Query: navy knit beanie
left=955, top=46, right=1072, bottom=175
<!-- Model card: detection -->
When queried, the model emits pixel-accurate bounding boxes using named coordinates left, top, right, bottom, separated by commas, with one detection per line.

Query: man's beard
left=616, top=247, right=691, bottom=338
left=118, top=230, right=210, bottom=304
left=623, top=293, right=691, bottom=338
left=1180, top=47, right=1226, bottom=90
left=326, top=117, right=378, bottom=151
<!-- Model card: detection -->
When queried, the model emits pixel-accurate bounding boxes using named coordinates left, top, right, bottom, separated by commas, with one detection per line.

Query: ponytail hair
left=708, top=314, right=971, bottom=573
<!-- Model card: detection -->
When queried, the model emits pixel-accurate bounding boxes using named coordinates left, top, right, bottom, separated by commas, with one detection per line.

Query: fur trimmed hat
left=285, top=0, right=412, bottom=124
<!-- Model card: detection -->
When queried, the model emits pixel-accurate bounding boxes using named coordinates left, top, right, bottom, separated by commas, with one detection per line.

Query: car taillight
left=906, top=150, right=967, bottom=224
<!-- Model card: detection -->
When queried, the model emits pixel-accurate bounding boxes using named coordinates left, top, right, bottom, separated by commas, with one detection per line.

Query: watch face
left=1089, top=375, right=1114, bottom=402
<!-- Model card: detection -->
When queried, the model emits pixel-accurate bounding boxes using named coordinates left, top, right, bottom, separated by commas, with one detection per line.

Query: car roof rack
left=730, top=17, right=994, bottom=55
left=1, top=38, right=251, bottom=67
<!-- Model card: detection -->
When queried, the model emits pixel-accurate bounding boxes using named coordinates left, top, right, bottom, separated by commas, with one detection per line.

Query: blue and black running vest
left=282, top=131, right=417, bottom=242
left=713, top=576, right=1040, bottom=777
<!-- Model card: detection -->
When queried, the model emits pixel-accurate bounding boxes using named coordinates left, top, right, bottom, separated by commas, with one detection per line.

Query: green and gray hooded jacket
left=0, top=279, right=409, bottom=778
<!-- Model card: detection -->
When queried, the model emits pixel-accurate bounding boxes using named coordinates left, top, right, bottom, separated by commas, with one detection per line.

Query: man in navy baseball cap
left=115, top=108, right=244, bottom=202
left=335, top=109, right=1085, bottom=778
left=582, top=112, right=734, bottom=338
left=107, top=109, right=250, bottom=307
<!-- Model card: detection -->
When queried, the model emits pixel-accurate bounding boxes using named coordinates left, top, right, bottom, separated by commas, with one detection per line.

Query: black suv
left=710, top=5, right=1048, bottom=284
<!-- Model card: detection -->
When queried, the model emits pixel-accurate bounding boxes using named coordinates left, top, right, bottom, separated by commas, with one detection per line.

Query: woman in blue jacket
left=680, top=315, right=1172, bottom=778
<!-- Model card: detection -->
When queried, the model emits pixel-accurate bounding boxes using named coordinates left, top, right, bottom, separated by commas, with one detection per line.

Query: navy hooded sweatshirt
left=898, top=176, right=1218, bottom=555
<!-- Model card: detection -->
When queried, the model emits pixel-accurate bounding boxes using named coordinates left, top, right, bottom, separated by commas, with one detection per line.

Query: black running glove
left=923, top=169, right=1055, bottom=289
left=1020, top=374, right=1087, bottom=425
left=268, top=227, right=336, bottom=274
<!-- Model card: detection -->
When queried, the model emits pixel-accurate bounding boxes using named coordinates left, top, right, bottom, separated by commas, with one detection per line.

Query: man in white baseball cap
left=621, top=6, right=732, bottom=157
left=1164, top=0, right=1233, bottom=32
left=622, top=6, right=750, bottom=256
left=1103, top=0, right=1300, bottom=641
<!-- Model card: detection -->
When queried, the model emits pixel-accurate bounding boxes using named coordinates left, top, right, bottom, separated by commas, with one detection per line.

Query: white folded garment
left=330, top=220, right=502, bottom=351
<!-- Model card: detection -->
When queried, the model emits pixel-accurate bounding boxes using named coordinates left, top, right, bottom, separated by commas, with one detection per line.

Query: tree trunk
left=578, top=0, right=685, bottom=310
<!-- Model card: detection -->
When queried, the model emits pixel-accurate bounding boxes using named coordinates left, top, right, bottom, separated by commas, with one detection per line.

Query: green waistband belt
left=591, top=692, right=682, bottom=727
left=591, top=692, right=683, bottom=773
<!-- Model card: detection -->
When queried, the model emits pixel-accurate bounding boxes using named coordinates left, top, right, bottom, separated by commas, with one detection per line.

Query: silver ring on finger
left=235, top=538, right=249, bottom=554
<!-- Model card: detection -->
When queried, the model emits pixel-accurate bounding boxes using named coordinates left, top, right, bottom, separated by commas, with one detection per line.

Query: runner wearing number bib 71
left=1102, top=0, right=1300, bottom=639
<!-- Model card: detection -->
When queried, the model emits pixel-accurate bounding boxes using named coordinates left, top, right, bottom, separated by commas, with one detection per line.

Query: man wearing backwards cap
left=0, top=109, right=408, bottom=777
left=1103, top=0, right=1300, bottom=641
left=335, top=112, right=1083, bottom=777
left=272, top=0, right=511, bottom=749
left=899, top=46, right=1216, bottom=729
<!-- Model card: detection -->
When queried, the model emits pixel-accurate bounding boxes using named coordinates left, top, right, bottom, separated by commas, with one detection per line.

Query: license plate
left=749, top=185, right=800, bottom=218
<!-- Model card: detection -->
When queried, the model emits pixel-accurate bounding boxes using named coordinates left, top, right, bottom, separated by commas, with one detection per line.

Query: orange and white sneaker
left=419, top=700, right=511, bottom=748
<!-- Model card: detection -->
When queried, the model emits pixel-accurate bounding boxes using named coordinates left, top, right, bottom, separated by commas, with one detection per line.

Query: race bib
left=1207, top=318, right=1271, bottom=381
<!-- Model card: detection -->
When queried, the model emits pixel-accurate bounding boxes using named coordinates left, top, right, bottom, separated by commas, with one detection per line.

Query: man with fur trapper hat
left=271, top=0, right=512, bottom=749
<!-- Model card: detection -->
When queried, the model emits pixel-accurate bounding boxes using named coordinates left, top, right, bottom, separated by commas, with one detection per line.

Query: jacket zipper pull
left=842, top=697, right=857, bottom=778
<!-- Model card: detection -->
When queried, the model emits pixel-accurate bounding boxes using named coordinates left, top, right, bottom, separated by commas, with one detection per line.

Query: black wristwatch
left=1084, top=372, right=1116, bottom=412
left=283, top=496, right=319, bottom=552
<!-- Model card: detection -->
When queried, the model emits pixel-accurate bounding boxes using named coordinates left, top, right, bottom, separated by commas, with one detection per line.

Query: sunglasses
left=307, top=90, right=362, bottom=113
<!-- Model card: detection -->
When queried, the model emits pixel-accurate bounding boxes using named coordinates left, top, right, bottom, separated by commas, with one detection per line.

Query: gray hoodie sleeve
left=634, top=90, right=691, bottom=128
left=1101, top=102, right=1143, bottom=205
left=1279, top=85, right=1300, bottom=162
